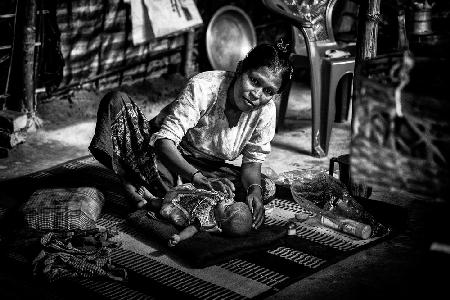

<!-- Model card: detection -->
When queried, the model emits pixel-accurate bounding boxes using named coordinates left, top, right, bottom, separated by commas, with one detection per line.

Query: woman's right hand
left=192, top=172, right=235, bottom=198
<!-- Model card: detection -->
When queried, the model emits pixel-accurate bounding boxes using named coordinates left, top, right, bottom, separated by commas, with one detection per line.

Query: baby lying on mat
left=158, top=184, right=253, bottom=246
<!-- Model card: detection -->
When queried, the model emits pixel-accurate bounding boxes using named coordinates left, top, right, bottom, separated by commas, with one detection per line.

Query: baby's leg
left=168, top=225, right=199, bottom=247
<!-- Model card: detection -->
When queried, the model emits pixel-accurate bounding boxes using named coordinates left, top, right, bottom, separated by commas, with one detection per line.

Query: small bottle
left=287, top=222, right=297, bottom=236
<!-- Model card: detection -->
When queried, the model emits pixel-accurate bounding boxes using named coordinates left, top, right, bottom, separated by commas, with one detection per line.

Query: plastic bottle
left=295, top=211, right=372, bottom=240
left=319, top=214, right=372, bottom=240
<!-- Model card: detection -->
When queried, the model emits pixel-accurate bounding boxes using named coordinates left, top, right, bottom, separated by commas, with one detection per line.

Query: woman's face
left=232, top=66, right=282, bottom=112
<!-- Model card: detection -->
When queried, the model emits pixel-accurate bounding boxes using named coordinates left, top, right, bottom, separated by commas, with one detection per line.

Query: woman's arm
left=155, top=138, right=235, bottom=196
left=241, top=162, right=264, bottom=229
left=155, top=138, right=198, bottom=181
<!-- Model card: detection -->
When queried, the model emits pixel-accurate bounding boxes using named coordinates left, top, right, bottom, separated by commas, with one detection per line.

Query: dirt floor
left=0, top=73, right=188, bottom=179
left=0, top=72, right=350, bottom=186
left=0, top=71, right=413, bottom=207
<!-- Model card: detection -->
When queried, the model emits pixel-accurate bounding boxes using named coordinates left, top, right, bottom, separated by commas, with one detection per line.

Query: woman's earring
left=276, top=39, right=290, bottom=54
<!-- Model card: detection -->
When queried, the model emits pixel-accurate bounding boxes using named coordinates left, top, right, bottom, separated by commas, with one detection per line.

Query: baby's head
left=215, top=201, right=252, bottom=237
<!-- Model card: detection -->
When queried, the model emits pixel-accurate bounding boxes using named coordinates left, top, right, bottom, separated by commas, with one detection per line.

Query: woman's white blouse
left=149, top=71, right=276, bottom=164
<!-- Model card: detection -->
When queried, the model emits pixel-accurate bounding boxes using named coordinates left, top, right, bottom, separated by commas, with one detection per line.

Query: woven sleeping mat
left=0, top=156, right=404, bottom=299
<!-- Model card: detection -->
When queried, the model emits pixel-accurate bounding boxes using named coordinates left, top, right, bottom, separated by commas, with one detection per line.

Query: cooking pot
left=206, top=5, right=257, bottom=72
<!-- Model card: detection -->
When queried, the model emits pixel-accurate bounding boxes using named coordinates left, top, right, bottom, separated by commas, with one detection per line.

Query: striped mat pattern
left=79, top=199, right=388, bottom=299
left=5, top=156, right=392, bottom=299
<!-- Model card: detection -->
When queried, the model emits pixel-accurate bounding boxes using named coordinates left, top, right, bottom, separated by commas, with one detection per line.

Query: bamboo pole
left=356, top=0, right=382, bottom=63
left=22, top=0, right=37, bottom=113
left=351, top=0, right=382, bottom=160
left=183, top=29, right=195, bottom=77
left=3, top=0, right=20, bottom=101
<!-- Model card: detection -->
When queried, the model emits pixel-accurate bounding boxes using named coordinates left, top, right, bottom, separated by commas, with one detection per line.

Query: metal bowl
left=206, top=5, right=257, bottom=72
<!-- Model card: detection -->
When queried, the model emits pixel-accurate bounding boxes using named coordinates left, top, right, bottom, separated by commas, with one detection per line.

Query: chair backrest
left=262, top=0, right=340, bottom=45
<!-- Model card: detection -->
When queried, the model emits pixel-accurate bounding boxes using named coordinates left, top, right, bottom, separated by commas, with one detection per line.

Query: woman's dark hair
left=240, top=42, right=293, bottom=92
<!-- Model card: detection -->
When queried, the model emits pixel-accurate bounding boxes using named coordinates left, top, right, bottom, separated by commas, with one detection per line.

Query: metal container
left=206, top=5, right=257, bottom=72
left=413, top=9, right=433, bottom=36
left=329, top=154, right=372, bottom=199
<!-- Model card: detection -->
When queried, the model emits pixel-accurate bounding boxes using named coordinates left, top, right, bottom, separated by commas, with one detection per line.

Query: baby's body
left=160, top=184, right=252, bottom=246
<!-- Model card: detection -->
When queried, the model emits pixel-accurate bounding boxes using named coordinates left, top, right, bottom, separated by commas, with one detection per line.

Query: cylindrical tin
left=413, top=9, right=433, bottom=36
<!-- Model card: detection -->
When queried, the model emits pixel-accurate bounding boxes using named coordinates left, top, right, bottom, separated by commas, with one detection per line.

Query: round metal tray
left=206, top=5, right=257, bottom=72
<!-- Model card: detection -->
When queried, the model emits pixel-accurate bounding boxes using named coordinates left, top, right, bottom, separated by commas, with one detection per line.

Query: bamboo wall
left=55, top=0, right=190, bottom=91
left=3, top=0, right=292, bottom=105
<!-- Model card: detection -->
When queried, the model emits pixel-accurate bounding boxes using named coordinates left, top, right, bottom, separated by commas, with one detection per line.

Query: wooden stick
left=22, top=0, right=37, bottom=113
left=352, top=0, right=382, bottom=152
left=356, top=0, right=382, bottom=63
left=4, top=0, right=19, bottom=99
left=183, top=29, right=195, bottom=77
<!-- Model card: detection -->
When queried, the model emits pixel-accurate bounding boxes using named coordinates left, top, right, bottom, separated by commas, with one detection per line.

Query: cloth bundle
left=33, top=228, right=127, bottom=282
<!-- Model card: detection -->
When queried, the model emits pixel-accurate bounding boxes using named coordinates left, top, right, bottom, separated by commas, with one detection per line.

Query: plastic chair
left=262, top=0, right=355, bottom=157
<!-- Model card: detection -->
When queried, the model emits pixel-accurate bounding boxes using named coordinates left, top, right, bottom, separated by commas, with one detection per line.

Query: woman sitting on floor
left=89, top=42, right=292, bottom=229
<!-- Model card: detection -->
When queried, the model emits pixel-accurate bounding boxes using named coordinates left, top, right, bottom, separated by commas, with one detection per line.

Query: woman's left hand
left=247, top=191, right=264, bottom=229
left=193, top=173, right=235, bottom=198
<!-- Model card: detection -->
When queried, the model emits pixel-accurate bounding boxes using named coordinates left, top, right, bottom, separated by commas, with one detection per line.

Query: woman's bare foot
left=121, top=179, right=156, bottom=209
left=116, top=163, right=157, bottom=209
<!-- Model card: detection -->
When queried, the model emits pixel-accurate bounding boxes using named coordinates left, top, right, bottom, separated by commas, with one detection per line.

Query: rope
left=367, top=13, right=382, bottom=24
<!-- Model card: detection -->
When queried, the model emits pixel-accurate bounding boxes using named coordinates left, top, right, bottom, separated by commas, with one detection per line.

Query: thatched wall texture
left=56, top=0, right=190, bottom=90
left=2, top=0, right=292, bottom=109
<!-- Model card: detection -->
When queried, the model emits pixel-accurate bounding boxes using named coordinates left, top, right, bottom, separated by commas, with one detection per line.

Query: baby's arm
left=168, top=225, right=199, bottom=247
left=160, top=202, right=188, bottom=227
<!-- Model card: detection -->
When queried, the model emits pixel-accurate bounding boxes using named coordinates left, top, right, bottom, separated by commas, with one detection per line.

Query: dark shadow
left=276, top=119, right=311, bottom=132
left=271, top=139, right=311, bottom=155
left=334, top=72, right=353, bottom=123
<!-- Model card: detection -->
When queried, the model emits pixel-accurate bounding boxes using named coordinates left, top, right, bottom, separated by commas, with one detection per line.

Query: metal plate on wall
left=206, top=5, right=256, bottom=72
